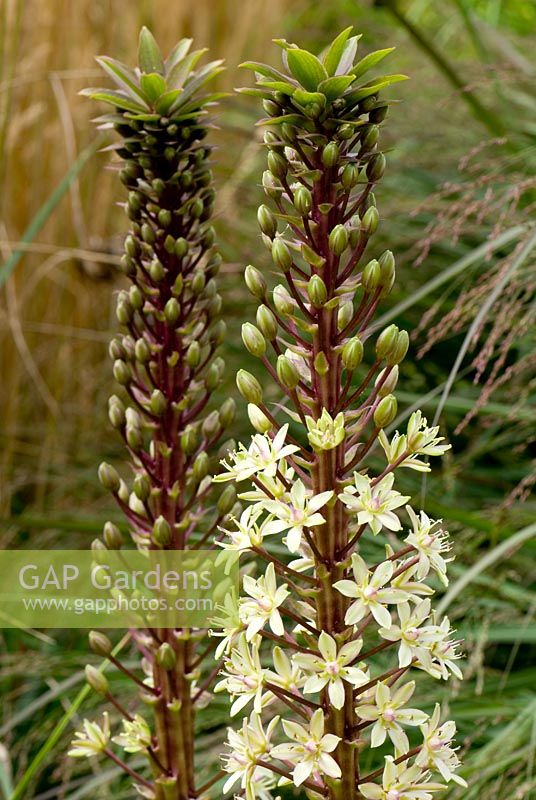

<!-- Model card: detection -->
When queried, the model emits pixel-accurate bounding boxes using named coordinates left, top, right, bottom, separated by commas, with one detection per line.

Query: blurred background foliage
left=0, top=0, right=534, bottom=798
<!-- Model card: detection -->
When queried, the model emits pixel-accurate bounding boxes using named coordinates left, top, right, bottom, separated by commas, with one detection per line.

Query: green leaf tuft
left=287, top=48, right=328, bottom=91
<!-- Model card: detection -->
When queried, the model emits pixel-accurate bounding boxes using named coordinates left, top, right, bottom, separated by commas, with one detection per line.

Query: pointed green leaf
left=95, top=56, right=146, bottom=102
left=168, top=62, right=225, bottom=113
left=322, top=27, right=354, bottom=75
left=80, top=88, right=149, bottom=113
left=336, top=35, right=361, bottom=76
left=258, top=79, right=296, bottom=95
left=318, top=75, right=356, bottom=101
left=155, top=89, right=183, bottom=115
left=346, top=74, right=408, bottom=103
left=293, top=89, right=326, bottom=108
left=140, top=72, right=167, bottom=102
left=167, top=49, right=208, bottom=90
left=352, top=48, right=395, bottom=79
left=165, top=38, right=193, bottom=72
left=138, top=27, right=164, bottom=75
left=239, top=61, right=293, bottom=83
left=287, top=48, right=328, bottom=91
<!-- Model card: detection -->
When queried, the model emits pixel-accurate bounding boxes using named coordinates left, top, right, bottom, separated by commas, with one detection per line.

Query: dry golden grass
left=0, top=0, right=299, bottom=518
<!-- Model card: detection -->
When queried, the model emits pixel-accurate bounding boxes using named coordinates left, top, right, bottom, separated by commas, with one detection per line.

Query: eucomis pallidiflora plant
left=214, top=28, right=466, bottom=800
left=70, top=29, right=238, bottom=800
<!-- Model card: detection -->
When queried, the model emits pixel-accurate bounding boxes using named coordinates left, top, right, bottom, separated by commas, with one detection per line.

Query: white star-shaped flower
left=334, top=554, right=408, bottom=629
left=339, top=472, right=409, bottom=535
left=271, top=708, right=341, bottom=787
left=293, top=631, right=368, bottom=709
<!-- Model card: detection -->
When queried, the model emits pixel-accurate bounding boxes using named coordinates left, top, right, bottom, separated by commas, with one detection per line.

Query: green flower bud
left=314, top=351, right=329, bottom=376
left=124, top=235, right=140, bottom=258
left=141, top=223, right=155, bottom=244
left=379, top=250, right=395, bottom=283
left=294, top=186, right=312, bottom=215
left=156, top=642, right=176, bottom=670
left=186, top=340, right=201, bottom=368
left=85, top=664, right=109, bottom=696
left=236, top=370, right=263, bottom=404
left=135, top=337, right=150, bottom=364
left=180, top=426, right=198, bottom=455
left=373, top=394, right=398, bottom=428
left=277, top=355, right=300, bottom=390
left=108, top=397, right=125, bottom=429
left=103, top=521, right=124, bottom=549
left=98, top=462, right=121, bottom=493
left=341, top=163, right=360, bottom=191
left=241, top=323, right=266, bottom=357
left=208, top=319, right=226, bottom=345
left=376, top=324, right=399, bottom=360
left=190, top=198, right=204, bottom=219
left=244, top=265, right=266, bottom=299
left=322, top=142, right=339, bottom=168
left=150, top=258, right=166, bottom=282
left=273, top=284, right=294, bottom=315
left=202, top=410, right=219, bottom=439
left=174, top=238, right=189, bottom=258
left=263, top=99, right=281, bottom=117
left=248, top=403, right=272, bottom=433
left=367, top=152, right=386, bottom=182
left=329, top=224, right=349, bottom=255
left=362, top=259, right=381, bottom=294
left=338, top=301, right=354, bottom=331
left=116, top=299, right=133, bottom=326
left=338, top=123, right=354, bottom=139
left=361, top=206, right=379, bottom=234
left=164, top=297, right=180, bottom=324
left=376, top=365, right=399, bottom=397
left=191, top=270, right=206, bottom=295
left=153, top=516, right=172, bottom=547
left=217, top=484, right=237, bottom=515
left=362, top=124, right=380, bottom=151
left=113, top=359, right=131, bottom=386
left=267, top=150, right=287, bottom=178
left=109, top=339, right=125, bottom=360
left=262, top=170, right=279, bottom=198
left=257, top=205, right=277, bottom=238
left=271, top=239, right=293, bottom=271
left=307, top=275, right=328, bottom=308
left=371, top=108, right=388, bottom=126
left=193, top=452, right=209, bottom=483
left=129, top=286, right=143, bottom=311
left=89, top=631, right=113, bottom=657
left=386, top=330, right=409, bottom=366
left=219, top=397, right=236, bottom=428
left=133, top=473, right=151, bottom=502
left=256, top=305, right=278, bottom=340
left=150, top=389, right=167, bottom=416
left=157, top=208, right=172, bottom=228
left=342, top=337, right=364, bottom=370
left=205, top=361, right=222, bottom=392
left=126, top=424, right=143, bottom=451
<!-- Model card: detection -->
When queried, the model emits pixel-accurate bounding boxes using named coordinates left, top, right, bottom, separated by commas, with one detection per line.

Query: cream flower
left=378, top=411, right=450, bottom=472
left=271, top=708, right=341, bottom=787
left=356, top=681, right=428, bottom=752
left=293, top=632, right=368, bottom=709
left=360, top=756, right=446, bottom=800
left=306, top=408, right=345, bottom=451
left=261, top=479, right=333, bottom=552
left=112, top=714, right=151, bottom=753
left=240, top=562, right=289, bottom=640
left=405, top=507, right=452, bottom=585
left=339, top=472, right=409, bottom=535
left=265, top=645, right=305, bottom=694
left=214, top=424, right=299, bottom=482
left=379, top=600, right=435, bottom=668
left=218, top=505, right=286, bottom=557
left=68, top=712, right=110, bottom=758
left=215, top=634, right=268, bottom=716
left=334, top=554, right=408, bottom=629
left=222, top=712, right=279, bottom=800
left=416, top=704, right=467, bottom=786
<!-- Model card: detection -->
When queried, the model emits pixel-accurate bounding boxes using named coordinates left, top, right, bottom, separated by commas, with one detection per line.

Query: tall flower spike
left=77, top=30, right=234, bottom=800
left=218, top=28, right=465, bottom=800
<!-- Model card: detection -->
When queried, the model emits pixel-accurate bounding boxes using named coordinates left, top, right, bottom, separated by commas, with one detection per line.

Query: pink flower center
left=430, top=736, right=443, bottom=750
left=325, top=661, right=340, bottom=676
left=305, top=740, right=317, bottom=754
left=387, top=791, right=401, bottom=800
left=406, top=627, right=419, bottom=641
left=383, top=709, right=396, bottom=722
left=364, top=586, right=378, bottom=600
